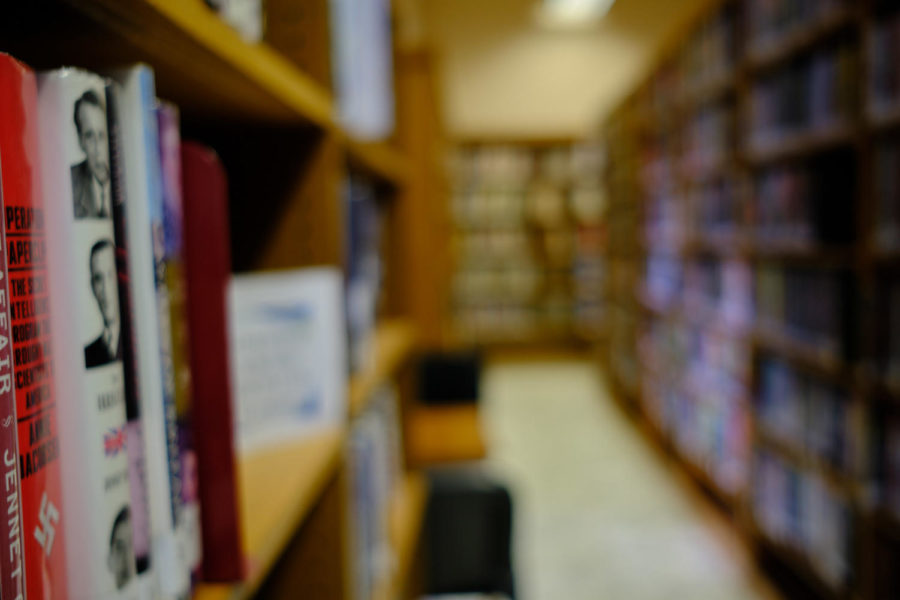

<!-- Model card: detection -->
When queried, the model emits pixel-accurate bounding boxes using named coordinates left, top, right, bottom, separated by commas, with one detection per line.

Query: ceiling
left=421, top=0, right=715, bottom=140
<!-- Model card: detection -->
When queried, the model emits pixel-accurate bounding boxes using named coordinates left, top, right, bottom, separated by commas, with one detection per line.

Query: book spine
left=38, top=68, right=137, bottom=599
left=181, top=142, right=243, bottom=581
left=0, top=133, right=26, bottom=600
left=106, top=80, right=155, bottom=596
left=109, top=66, right=188, bottom=599
left=0, top=55, right=68, bottom=600
left=156, top=102, right=202, bottom=581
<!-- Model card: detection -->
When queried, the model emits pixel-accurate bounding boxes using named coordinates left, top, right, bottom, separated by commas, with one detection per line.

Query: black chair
left=423, top=466, right=515, bottom=599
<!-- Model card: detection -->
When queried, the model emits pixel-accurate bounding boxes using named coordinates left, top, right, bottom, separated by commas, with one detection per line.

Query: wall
left=423, top=0, right=714, bottom=140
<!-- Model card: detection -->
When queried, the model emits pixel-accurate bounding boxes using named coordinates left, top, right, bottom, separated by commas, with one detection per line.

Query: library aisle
left=480, top=356, right=777, bottom=600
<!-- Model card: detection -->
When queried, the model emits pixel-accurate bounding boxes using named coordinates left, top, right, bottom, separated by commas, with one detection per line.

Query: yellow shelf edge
left=70, top=0, right=335, bottom=126
left=343, top=137, right=412, bottom=186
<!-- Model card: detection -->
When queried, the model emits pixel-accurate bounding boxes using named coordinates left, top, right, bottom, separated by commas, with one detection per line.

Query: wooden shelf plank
left=745, top=7, right=857, bottom=72
left=194, top=428, right=345, bottom=600
left=372, top=472, right=429, bottom=600
left=348, top=319, right=418, bottom=418
left=744, top=124, right=856, bottom=165
left=406, top=404, right=487, bottom=466
left=343, top=138, right=412, bottom=186
left=56, top=0, right=334, bottom=126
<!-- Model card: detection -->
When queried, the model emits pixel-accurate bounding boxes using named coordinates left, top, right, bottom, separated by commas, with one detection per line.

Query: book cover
left=107, top=65, right=189, bottom=600
left=181, top=141, right=243, bottom=581
left=37, top=67, right=137, bottom=598
left=106, top=79, right=155, bottom=596
left=0, top=53, right=37, bottom=600
left=156, top=101, right=202, bottom=581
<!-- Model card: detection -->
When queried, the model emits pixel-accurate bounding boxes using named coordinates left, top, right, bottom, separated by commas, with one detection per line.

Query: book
left=37, top=67, right=137, bottom=598
left=108, top=65, right=189, bottom=599
left=157, top=101, right=202, bottom=582
left=228, top=268, right=347, bottom=453
left=0, top=53, right=43, bottom=600
left=106, top=78, right=155, bottom=597
left=180, top=141, right=243, bottom=581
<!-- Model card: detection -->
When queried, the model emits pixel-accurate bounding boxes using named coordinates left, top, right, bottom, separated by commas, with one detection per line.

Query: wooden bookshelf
left=744, top=5, right=858, bottom=72
left=344, top=138, right=412, bottom=187
left=194, top=429, right=345, bottom=600
left=348, top=318, right=418, bottom=418
left=601, top=0, right=900, bottom=597
left=55, top=0, right=335, bottom=125
left=0, top=1, right=446, bottom=598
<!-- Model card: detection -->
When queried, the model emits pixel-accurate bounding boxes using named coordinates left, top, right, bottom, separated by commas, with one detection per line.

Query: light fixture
left=535, top=0, right=617, bottom=28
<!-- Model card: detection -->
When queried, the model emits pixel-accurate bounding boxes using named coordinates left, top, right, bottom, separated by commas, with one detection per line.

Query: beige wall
left=423, top=0, right=713, bottom=140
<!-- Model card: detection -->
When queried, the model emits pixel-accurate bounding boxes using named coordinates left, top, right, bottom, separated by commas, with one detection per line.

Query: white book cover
left=107, top=66, right=189, bottom=600
left=37, top=68, right=138, bottom=600
left=228, top=268, right=347, bottom=455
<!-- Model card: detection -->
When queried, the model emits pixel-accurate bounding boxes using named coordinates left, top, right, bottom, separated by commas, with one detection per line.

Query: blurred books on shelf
left=450, top=141, right=607, bottom=345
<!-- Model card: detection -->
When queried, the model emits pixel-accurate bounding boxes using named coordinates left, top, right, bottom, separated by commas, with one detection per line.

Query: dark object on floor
left=423, top=467, right=515, bottom=599
left=418, top=351, right=482, bottom=405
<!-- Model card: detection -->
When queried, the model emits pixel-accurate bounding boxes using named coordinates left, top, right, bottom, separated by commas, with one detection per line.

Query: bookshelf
left=447, top=139, right=608, bottom=347
left=601, top=0, right=900, bottom=597
left=0, top=1, right=445, bottom=599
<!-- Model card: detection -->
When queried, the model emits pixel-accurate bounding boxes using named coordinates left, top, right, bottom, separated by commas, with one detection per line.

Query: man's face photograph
left=90, top=244, right=118, bottom=328
left=76, top=100, right=109, bottom=186
left=107, top=511, right=133, bottom=590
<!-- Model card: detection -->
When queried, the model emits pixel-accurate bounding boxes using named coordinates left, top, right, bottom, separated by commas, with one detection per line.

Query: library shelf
left=678, top=72, right=736, bottom=110
left=753, top=428, right=862, bottom=499
left=348, top=318, right=418, bottom=419
left=343, top=137, right=412, bottom=187
left=372, top=472, right=429, bottom=600
left=672, top=446, right=741, bottom=512
left=744, top=6, right=859, bottom=73
left=59, top=0, right=334, bottom=125
left=744, top=124, right=857, bottom=166
left=684, top=233, right=752, bottom=257
left=751, top=244, right=857, bottom=267
left=406, top=404, right=487, bottom=467
left=866, top=103, right=900, bottom=133
left=753, top=328, right=851, bottom=382
left=193, top=428, right=345, bottom=600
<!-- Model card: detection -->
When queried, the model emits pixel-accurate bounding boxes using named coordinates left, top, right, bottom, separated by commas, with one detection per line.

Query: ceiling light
left=535, top=0, right=616, bottom=28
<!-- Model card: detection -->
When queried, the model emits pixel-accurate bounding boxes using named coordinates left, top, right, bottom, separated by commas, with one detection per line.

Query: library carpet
left=478, top=355, right=778, bottom=600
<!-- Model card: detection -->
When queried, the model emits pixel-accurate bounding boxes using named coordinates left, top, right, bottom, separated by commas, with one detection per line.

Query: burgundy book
left=180, top=141, right=244, bottom=581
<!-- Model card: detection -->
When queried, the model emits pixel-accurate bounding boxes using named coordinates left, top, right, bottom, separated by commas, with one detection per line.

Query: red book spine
left=180, top=141, right=244, bottom=581
left=0, top=55, right=67, bottom=599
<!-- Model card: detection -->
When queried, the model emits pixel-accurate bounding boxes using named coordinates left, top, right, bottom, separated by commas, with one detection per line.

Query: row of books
left=639, top=320, right=751, bottom=495
left=678, top=3, right=736, bottom=96
left=874, top=135, right=900, bottom=252
left=682, top=101, right=732, bottom=178
left=452, top=185, right=605, bottom=230
left=755, top=264, right=850, bottom=358
left=748, top=39, right=857, bottom=153
left=881, top=414, right=900, bottom=519
left=752, top=448, right=853, bottom=588
left=344, top=173, right=384, bottom=373
left=753, top=149, right=856, bottom=247
left=756, top=355, right=866, bottom=475
left=453, top=302, right=572, bottom=341
left=868, top=8, right=900, bottom=119
left=347, top=386, right=404, bottom=600
left=689, top=175, right=743, bottom=239
left=0, top=54, right=217, bottom=599
left=746, top=0, right=848, bottom=56
left=448, top=145, right=607, bottom=188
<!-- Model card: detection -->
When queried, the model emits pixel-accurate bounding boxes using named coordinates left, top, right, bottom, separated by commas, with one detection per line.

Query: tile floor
left=477, top=355, right=777, bottom=600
